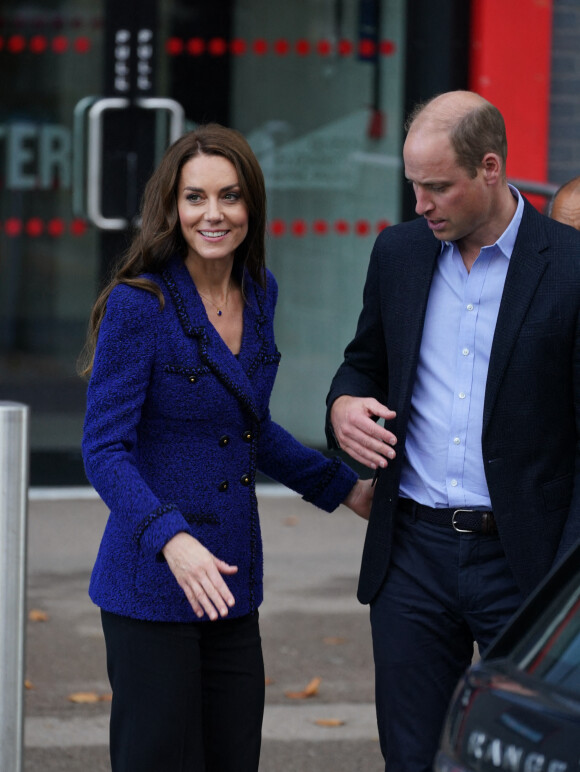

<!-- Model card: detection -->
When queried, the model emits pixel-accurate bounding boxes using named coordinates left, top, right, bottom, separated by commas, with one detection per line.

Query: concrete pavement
left=23, top=487, right=383, bottom=771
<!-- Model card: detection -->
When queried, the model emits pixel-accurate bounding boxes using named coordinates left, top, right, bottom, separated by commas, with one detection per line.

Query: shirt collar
left=494, top=184, right=524, bottom=259
left=442, top=184, right=524, bottom=260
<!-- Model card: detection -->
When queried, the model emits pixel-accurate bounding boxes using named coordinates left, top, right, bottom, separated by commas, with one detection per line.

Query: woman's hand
left=342, top=478, right=375, bottom=521
left=162, top=532, right=238, bottom=620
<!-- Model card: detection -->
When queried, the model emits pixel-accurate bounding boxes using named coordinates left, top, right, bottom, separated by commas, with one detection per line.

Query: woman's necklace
left=198, top=282, right=231, bottom=317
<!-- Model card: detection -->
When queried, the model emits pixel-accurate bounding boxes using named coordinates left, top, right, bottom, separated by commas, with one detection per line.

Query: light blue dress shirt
left=399, top=186, right=524, bottom=508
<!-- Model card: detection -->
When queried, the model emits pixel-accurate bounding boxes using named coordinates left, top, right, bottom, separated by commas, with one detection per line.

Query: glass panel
left=233, top=0, right=405, bottom=444
left=1, top=0, right=406, bottom=483
left=161, top=0, right=406, bottom=446
left=0, top=2, right=103, bottom=473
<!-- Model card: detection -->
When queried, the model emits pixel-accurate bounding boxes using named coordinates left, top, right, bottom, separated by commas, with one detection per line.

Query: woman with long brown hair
left=81, top=124, right=373, bottom=771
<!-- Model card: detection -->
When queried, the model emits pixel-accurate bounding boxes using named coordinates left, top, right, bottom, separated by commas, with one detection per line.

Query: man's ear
left=481, top=153, right=501, bottom=184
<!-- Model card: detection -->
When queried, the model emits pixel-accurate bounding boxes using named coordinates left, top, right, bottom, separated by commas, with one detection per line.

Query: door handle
left=135, top=97, right=185, bottom=147
left=87, top=97, right=130, bottom=230
left=72, top=95, right=99, bottom=219
left=73, top=96, right=186, bottom=231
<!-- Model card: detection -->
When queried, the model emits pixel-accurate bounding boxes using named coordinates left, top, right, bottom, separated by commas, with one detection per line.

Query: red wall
left=469, top=0, right=553, bottom=190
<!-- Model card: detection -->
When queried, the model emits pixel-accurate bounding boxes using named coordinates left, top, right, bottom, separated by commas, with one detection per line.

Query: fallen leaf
left=285, top=676, right=322, bottom=699
left=29, top=609, right=49, bottom=622
left=265, top=677, right=274, bottom=686
left=99, top=693, right=113, bottom=702
left=24, top=679, right=35, bottom=690
left=314, top=718, right=345, bottom=727
left=322, top=636, right=346, bottom=646
left=283, top=516, right=299, bottom=527
left=303, top=676, right=321, bottom=696
left=68, top=691, right=100, bottom=704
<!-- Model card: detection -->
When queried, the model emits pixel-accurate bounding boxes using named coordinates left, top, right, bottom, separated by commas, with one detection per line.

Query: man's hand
left=162, top=532, right=238, bottom=620
left=331, top=395, right=397, bottom=469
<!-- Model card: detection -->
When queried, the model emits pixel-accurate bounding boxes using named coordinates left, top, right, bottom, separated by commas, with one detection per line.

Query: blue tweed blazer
left=83, top=256, right=357, bottom=622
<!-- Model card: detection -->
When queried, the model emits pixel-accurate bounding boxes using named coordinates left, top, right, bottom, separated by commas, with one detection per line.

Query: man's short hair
left=406, top=96, right=508, bottom=179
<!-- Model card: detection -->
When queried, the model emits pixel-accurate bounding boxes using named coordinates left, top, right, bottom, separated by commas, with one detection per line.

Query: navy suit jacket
left=327, top=199, right=580, bottom=602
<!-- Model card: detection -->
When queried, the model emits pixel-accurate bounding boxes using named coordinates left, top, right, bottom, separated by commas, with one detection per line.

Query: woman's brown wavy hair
left=78, top=123, right=267, bottom=377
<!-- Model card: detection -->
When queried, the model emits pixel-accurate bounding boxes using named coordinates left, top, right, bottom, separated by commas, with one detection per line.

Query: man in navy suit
left=326, top=90, right=580, bottom=771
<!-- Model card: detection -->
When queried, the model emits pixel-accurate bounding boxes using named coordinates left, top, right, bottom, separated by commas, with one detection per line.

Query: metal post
left=0, top=402, right=29, bottom=772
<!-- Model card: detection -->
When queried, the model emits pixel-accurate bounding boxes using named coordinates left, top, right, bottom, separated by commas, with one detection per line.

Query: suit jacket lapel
left=162, top=257, right=262, bottom=421
left=483, top=201, right=550, bottom=430
left=393, top=224, right=441, bottom=416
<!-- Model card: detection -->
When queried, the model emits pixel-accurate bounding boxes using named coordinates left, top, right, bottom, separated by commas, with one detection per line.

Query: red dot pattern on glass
left=1, top=219, right=391, bottom=239
left=0, top=34, right=396, bottom=58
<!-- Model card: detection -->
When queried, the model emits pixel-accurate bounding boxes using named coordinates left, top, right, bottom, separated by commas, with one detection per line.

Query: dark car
left=435, top=541, right=580, bottom=772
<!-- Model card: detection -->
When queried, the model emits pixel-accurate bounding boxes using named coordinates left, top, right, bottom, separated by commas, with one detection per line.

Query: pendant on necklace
left=217, top=310, right=223, bottom=316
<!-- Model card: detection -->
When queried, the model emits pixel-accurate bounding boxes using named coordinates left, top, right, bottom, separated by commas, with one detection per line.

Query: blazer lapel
left=162, top=257, right=262, bottom=421
left=235, top=276, right=270, bottom=380
left=391, top=224, right=441, bottom=415
left=483, top=202, right=550, bottom=429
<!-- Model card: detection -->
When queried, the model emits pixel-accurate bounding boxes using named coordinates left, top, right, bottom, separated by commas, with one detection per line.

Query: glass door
left=0, top=0, right=188, bottom=483
left=0, top=0, right=405, bottom=484
left=0, top=1, right=106, bottom=483
left=226, top=0, right=405, bottom=441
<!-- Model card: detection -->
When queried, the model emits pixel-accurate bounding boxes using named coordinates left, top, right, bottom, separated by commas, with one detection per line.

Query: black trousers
left=101, top=609, right=265, bottom=772
left=369, top=509, right=523, bottom=772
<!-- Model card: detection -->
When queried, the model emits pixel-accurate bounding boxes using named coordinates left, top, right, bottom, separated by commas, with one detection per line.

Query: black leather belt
left=398, top=497, right=498, bottom=536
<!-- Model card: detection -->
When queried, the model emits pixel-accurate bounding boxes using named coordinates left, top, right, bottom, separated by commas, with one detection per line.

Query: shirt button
left=466, top=303, right=474, bottom=311
left=240, top=473, right=251, bottom=486
left=453, top=437, right=461, bottom=445
left=458, top=392, right=466, bottom=399
left=219, top=435, right=230, bottom=447
left=218, top=480, right=229, bottom=492
left=242, top=430, right=253, bottom=442
left=188, top=375, right=197, bottom=384
left=450, top=479, right=458, bottom=487
left=462, top=348, right=469, bottom=356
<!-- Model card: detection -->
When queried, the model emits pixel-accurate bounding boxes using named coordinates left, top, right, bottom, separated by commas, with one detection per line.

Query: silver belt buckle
left=452, top=509, right=476, bottom=533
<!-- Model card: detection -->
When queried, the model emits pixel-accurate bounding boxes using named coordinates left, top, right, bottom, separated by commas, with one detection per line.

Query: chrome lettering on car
left=466, top=730, right=568, bottom=772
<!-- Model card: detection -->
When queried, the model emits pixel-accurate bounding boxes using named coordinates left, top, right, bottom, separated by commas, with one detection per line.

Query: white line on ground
left=28, top=484, right=297, bottom=501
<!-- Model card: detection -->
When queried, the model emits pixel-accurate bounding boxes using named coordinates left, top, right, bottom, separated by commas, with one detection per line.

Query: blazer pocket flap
left=542, top=474, right=573, bottom=513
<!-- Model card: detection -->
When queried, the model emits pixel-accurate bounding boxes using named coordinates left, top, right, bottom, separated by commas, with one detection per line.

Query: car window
left=508, top=577, right=580, bottom=693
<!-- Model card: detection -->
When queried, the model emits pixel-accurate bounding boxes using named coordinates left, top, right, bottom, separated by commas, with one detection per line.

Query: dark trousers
left=370, top=507, right=523, bottom=772
left=101, top=609, right=265, bottom=772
